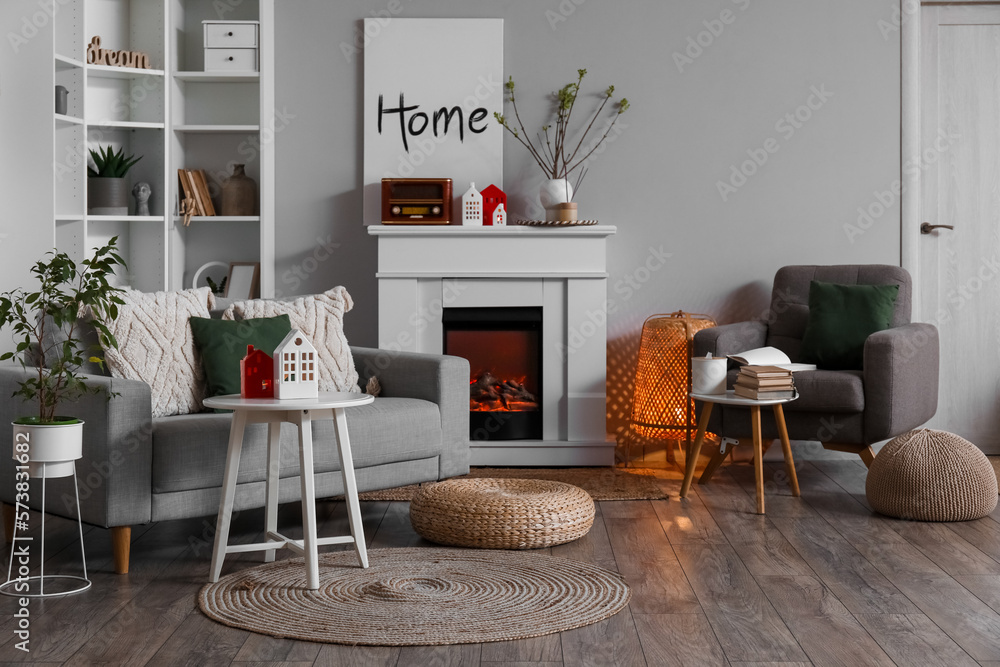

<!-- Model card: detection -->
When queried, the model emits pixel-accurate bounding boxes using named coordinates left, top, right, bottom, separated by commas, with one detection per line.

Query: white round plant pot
left=12, top=419, right=84, bottom=479
left=539, top=178, right=574, bottom=211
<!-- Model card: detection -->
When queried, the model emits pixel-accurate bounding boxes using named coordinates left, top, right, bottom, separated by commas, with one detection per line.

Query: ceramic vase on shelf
left=539, top=178, right=577, bottom=221
left=221, top=164, right=257, bottom=216
left=88, top=177, right=129, bottom=215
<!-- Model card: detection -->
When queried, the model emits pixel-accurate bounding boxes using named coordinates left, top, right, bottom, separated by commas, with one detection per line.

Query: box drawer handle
left=227, top=31, right=233, bottom=36
left=228, top=56, right=234, bottom=61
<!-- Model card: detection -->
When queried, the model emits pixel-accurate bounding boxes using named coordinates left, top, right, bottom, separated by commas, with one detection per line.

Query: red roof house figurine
left=481, top=185, right=506, bottom=226
left=241, top=344, right=274, bottom=399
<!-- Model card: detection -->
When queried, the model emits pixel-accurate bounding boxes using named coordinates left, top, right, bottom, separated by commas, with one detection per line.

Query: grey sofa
left=0, top=347, right=470, bottom=574
left=693, top=265, right=938, bottom=469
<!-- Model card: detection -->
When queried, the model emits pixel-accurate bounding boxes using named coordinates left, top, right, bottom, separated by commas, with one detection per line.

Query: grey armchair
left=692, top=265, right=939, bottom=472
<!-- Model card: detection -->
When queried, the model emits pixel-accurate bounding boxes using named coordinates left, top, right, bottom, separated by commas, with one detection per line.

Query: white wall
left=0, top=0, right=57, bottom=353
left=274, top=0, right=901, bottom=439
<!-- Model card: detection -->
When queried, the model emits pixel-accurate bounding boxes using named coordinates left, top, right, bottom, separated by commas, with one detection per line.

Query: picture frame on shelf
left=224, top=262, right=260, bottom=300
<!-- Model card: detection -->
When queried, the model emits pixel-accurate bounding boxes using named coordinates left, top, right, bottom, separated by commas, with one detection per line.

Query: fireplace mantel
left=369, top=224, right=617, bottom=466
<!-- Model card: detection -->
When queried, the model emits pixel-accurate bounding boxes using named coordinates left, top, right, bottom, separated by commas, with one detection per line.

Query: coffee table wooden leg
left=751, top=406, right=765, bottom=514
left=333, top=407, right=369, bottom=568
left=210, top=410, right=247, bottom=583
left=295, top=410, right=320, bottom=590
left=264, top=422, right=281, bottom=563
left=680, top=402, right=713, bottom=498
left=773, top=404, right=800, bottom=497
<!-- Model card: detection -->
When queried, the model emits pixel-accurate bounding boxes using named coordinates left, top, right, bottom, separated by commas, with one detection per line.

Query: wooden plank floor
left=0, top=445, right=998, bottom=666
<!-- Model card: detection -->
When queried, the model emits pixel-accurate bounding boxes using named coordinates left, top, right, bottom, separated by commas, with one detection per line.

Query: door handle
left=920, top=222, right=955, bottom=234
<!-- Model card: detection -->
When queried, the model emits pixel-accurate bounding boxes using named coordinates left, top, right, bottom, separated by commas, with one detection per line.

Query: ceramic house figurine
left=462, top=182, right=483, bottom=226
left=241, top=344, right=275, bottom=399
left=273, top=329, right=319, bottom=399
left=492, top=203, right=507, bottom=226
left=481, top=184, right=506, bottom=226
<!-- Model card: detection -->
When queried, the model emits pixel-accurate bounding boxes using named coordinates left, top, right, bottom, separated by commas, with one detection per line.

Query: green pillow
left=189, top=315, right=292, bottom=399
left=799, top=281, right=899, bottom=370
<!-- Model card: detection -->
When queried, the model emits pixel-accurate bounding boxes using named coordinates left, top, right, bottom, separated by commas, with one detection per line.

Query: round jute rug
left=198, top=547, right=631, bottom=646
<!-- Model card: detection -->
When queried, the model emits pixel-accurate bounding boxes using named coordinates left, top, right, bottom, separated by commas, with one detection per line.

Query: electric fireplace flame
left=469, top=372, right=539, bottom=412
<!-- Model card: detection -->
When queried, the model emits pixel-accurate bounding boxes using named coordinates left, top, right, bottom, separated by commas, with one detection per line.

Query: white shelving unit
left=42, top=0, right=274, bottom=295
left=169, top=0, right=275, bottom=297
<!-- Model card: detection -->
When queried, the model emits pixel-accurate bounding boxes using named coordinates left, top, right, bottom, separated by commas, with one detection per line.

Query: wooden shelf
left=55, top=113, right=84, bottom=126
left=55, top=214, right=84, bottom=221
left=55, top=54, right=84, bottom=70
left=173, top=215, right=260, bottom=222
left=174, top=71, right=259, bottom=83
left=173, top=124, right=260, bottom=134
left=87, top=119, right=165, bottom=130
left=87, top=64, right=165, bottom=79
left=88, top=215, right=165, bottom=222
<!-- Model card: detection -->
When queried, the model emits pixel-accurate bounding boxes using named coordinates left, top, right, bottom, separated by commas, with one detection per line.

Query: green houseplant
left=494, top=69, right=629, bottom=219
left=87, top=145, right=143, bottom=215
left=0, top=239, right=125, bottom=475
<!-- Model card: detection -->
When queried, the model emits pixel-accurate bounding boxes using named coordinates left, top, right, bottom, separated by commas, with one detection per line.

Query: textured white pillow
left=222, top=287, right=360, bottom=393
left=103, top=287, right=212, bottom=417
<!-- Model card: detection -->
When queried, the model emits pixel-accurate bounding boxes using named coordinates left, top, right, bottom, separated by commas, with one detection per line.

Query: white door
left=917, top=4, right=1000, bottom=453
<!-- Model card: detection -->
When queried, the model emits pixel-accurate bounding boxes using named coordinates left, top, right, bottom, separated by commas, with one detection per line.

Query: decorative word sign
left=363, top=19, right=503, bottom=226
left=86, top=36, right=151, bottom=69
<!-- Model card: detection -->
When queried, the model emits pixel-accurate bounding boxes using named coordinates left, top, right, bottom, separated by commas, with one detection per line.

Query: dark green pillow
left=799, top=281, right=899, bottom=370
left=189, top=315, right=292, bottom=398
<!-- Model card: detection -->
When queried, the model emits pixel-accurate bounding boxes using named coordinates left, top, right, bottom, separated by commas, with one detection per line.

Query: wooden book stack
left=733, top=365, right=796, bottom=399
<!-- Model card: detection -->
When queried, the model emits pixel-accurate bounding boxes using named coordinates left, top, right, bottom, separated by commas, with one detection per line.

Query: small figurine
left=481, top=184, right=506, bottom=226
left=492, top=202, right=507, bottom=226
left=132, top=181, right=151, bottom=216
left=241, top=344, right=274, bottom=398
left=462, top=182, right=483, bottom=226
left=274, top=329, right=319, bottom=399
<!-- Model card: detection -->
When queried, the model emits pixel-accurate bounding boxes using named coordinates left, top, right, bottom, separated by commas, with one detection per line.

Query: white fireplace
left=368, top=224, right=617, bottom=466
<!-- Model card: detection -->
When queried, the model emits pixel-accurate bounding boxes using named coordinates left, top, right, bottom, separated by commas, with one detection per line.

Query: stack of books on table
left=733, top=365, right=796, bottom=400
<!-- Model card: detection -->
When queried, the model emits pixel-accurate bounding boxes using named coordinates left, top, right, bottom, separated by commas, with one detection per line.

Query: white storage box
left=203, top=20, right=259, bottom=72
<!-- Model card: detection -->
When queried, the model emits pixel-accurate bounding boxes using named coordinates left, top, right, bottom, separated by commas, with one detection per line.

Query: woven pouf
left=409, top=478, right=595, bottom=549
left=866, top=429, right=998, bottom=521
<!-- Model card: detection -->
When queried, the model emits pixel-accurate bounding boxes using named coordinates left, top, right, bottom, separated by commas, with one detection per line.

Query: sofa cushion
left=189, top=314, right=292, bottom=400
left=799, top=281, right=899, bottom=370
left=101, top=287, right=212, bottom=417
left=222, top=287, right=360, bottom=393
left=151, top=397, right=443, bottom=494
left=725, top=368, right=864, bottom=413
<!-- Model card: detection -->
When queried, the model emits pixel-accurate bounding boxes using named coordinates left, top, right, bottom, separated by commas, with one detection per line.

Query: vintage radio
left=381, top=178, right=452, bottom=224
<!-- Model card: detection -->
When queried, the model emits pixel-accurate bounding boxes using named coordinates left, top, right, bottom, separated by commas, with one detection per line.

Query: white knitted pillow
left=102, top=287, right=212, bottom=417
left=222, top=287, right=360, bottom=393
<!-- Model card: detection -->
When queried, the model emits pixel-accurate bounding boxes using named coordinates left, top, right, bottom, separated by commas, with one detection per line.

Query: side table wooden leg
left=773, top=404, right=800, bottom=496
left=264, top=423, right=281, bottom=563
left=295, top=410, right=320, bottom=590
left=210, top=410, right=247, bottom=583
left=751, top=406, right=765, bottom=514
left=333, top=407, right=368, bottom=568
left=680, top=403, right=713, bottom=498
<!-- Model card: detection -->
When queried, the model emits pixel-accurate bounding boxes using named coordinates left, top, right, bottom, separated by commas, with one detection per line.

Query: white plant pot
left=12, top=420, right=84, bottom=479
left=539, top=178, right=574, bottom=211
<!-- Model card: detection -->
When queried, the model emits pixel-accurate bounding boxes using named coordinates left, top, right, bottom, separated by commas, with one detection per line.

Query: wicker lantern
left=629, top=311, right=717, bottom=449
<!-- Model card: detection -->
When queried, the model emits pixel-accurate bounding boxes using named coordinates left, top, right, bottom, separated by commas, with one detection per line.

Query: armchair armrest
left=863, top=323, right=939, bottom=443
left=693, top=321, right=768, bottom=358
left=351, top=347, right=470, bottom=478
left=0, top=367, right=153, bottom=527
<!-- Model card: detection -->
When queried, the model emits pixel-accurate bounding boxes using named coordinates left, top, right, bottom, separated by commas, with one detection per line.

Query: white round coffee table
left=203, top=392, right=374, bottom=590
left=679, top=390, right=799, bottom=514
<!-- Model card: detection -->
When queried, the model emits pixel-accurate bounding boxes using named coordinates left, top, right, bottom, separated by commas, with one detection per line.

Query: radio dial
left=432, top=206, right=441, bottom=215
left=391, top=206, right=401, bottom=215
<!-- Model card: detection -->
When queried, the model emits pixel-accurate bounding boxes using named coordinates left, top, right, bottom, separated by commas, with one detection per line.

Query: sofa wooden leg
left=112, top=526, right=131, bottom=574
left=2, top=503, right=13, bottom=543
left=859, top=446, right=876, bottom=468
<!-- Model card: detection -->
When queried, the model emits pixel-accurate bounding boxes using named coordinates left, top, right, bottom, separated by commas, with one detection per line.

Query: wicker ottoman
left=409, top=478, right=595, bottom=549
left=866, top=429, right=998, bottom=521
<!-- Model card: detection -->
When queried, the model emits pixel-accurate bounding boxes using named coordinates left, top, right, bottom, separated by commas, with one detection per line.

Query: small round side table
left=679, top=390, right=800, bottom=514
left=1, top=421, right=91, bottom=598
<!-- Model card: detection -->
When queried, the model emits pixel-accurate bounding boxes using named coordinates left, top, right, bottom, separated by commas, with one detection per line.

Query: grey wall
left=275, top=0, right=901, bottom=439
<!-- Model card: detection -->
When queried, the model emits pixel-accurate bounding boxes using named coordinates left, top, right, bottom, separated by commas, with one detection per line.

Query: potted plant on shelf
left=494, top=68, right=629, bottom=221
left=0, top=238, right=125, bottom=476
left=88, top=145, right=142, bottom=215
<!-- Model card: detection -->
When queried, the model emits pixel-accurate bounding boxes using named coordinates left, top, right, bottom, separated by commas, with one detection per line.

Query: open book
left=727, top=346, right=816, bottom=372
